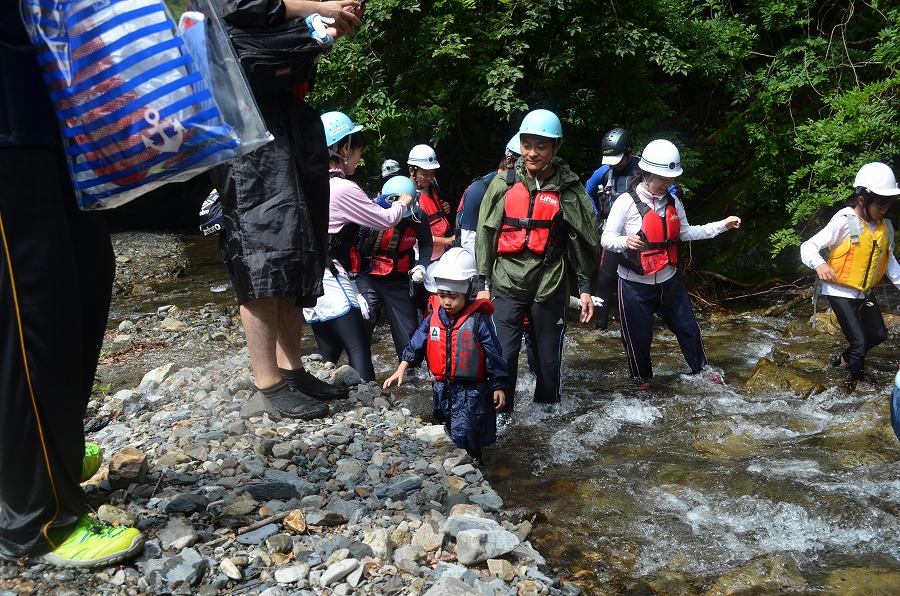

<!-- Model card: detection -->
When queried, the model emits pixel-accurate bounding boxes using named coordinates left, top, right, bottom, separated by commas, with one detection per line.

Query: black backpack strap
left=504, top=168, right=519, bottom=188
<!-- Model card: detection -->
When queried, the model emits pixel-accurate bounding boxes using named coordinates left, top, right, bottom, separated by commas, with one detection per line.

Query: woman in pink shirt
left=303, top=112, right=413, bottom=381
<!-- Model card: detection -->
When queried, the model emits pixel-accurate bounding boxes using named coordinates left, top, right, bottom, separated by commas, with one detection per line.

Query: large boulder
left=743, top=358, right=826, bottom=399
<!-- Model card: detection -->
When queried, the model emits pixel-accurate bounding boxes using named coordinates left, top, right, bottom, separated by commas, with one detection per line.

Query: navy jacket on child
left=401, top=296, right=508, bottom=451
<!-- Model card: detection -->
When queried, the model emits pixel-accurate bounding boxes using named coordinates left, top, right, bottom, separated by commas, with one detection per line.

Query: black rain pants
left=0, top=145, right=114, bottom=558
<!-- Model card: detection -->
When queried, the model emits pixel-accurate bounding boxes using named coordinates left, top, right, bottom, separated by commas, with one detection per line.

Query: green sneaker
left=81, top=443, right=102, bottom=482
left=34, top=516, right=143, bottom=568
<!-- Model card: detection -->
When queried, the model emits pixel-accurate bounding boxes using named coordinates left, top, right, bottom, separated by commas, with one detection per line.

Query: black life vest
left=327, top=223, right=361, bottom=273
left=622, top=192, right=681, bottom=275
left=496, top=170, right=566, bottom=261
left=599, top=158, right=641, bottom=218
left=425, top=295, right=494, bottom=382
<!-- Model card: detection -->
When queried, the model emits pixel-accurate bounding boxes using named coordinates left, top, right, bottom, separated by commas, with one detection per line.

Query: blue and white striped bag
left=21, top=0, right=271, bottom=209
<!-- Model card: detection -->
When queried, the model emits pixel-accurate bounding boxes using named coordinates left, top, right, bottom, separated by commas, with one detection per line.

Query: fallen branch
left=759, top=289, right=813, bottom=317
left=237, top=510, right=291, bottom=535
left=695, top=270, right=757, bottom=289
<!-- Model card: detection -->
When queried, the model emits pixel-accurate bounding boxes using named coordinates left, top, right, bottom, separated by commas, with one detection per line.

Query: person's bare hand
left=815, top=263, right=837, bottom=282
left=383, top=370, right=403, bottom=388
left=724, top=216, right=741, bottom=230
left=316, top=1, right=361, bottom=36
left=579, top=292, right=594, bottom=323
left=625, top=234, right=645, bottom=251
left=476, top=290, right=491, bottom=301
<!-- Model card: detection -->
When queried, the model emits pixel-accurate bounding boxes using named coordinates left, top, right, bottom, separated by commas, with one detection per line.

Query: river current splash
left=148, top=234, right=900, bottom=593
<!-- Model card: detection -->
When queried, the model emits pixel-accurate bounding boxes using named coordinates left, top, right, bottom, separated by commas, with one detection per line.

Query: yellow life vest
left=826, top=214, right=893, bottom=292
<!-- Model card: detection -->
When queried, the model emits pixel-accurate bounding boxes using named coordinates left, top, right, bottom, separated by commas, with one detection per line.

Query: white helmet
left=381, top=159, right=401, bottom=178
left=430, top=247, right=477, bottom=294
left=854, top=162, right=900, bottom=197
left=505, top=133, right=521, bottom=157
left=639, top=139, right=683, bottom=177
left=408, top=144, right=440, bottom=170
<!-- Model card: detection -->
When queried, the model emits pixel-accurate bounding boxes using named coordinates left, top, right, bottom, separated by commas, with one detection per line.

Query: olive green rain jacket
left=476, top=156, right=599, bottom=302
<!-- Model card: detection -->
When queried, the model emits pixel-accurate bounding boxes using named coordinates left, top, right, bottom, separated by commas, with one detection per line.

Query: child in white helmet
left=384, top=248, right=508, bottom=464
left=800, top=162, right=900, bottom=383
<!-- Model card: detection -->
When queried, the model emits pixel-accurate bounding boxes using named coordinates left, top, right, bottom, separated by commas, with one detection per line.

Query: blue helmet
left=321, top=111, right=362, bottom=148
left=381, top=175, right=416, bottom=197
left=519, top=109, right=563, bottom=140
left=376, top=175, right=417, bottom=216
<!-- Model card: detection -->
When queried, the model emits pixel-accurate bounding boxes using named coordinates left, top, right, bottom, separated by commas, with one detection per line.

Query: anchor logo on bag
left=141, top=108, right=185, bottom=153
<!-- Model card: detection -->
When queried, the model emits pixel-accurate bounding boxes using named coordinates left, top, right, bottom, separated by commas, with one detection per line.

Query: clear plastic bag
left=20, top=0, right=273, bottom=210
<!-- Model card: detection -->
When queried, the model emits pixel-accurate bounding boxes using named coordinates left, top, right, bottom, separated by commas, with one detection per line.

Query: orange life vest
left=425, top=295, right=494, bottom=382
left=418, top=187, right=450, bottom=238
left=497, top=180, right=563, bottom=256
left=367, top=220, right=418, bottom=276
left=623, top=193, right=680, bottom=275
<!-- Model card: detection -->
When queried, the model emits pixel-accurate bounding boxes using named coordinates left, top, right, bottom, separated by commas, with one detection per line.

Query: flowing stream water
left=134, top=234, right=900, bottom=594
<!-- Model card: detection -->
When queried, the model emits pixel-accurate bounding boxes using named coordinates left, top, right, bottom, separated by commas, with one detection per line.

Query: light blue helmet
left=505, top=133, right=521, bottom=157
left=376, top=175, right=417, bottom=216
left=518, top=109, right=563, bottom=140
left=381, top=175, right=416, bottom=198
left=321, top=111, right=363, bottom=148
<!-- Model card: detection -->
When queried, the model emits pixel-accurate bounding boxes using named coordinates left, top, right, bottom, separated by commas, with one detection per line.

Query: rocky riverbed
left=0, top=232, right=576, bottom=596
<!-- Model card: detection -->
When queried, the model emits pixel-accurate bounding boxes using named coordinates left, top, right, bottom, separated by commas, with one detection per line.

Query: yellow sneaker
left=34, top=516, right=143, bottom=568
left=81, top=443, right=102, bottom=482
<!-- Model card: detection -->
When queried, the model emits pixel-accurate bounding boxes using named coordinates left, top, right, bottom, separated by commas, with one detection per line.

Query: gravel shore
left=0, top=232, right=576, bottom=596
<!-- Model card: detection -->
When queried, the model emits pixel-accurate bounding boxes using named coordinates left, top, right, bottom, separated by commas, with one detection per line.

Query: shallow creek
left=119, top=233, right=900, bottom=593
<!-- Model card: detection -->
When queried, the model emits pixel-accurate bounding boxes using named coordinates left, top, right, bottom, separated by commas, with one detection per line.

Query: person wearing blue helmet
left=355, top=176, right=434, bottom=362
left=476, top=109, right=599, bottom=414
left=455, top=134, right=521, bottom=259
left=302, top=112, right=414, bottom=383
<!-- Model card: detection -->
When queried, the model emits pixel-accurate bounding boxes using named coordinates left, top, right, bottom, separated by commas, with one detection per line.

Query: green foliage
left=754, top=4, right=900, bottom=254
left=295, top=0, right=900, bottom=276
left=164, top=0, right=187, bottom=18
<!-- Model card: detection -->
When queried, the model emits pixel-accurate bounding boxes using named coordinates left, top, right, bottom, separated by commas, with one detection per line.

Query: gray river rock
left=4, top=232, right=900, bottom=594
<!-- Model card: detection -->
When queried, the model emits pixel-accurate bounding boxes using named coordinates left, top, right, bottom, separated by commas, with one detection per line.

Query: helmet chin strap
left=328, top=144, right=349, bottom=171
left=533, top=150, right=556, bottom=191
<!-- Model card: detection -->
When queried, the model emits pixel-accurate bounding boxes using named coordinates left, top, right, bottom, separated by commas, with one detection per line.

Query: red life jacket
left=367, top=220, right=418, bottom=276
left=418, top=187, right=450, bottom=238
left=497, top=179, right=564, bottom=257
left=622, top=193, right=680, bottom=275
left=425, top=295, right=494, bottom=382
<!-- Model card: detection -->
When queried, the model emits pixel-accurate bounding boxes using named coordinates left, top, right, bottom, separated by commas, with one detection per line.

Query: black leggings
left=310, top=308, right=376, bottom=382
left=828, top=294, right=887, bottom=380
